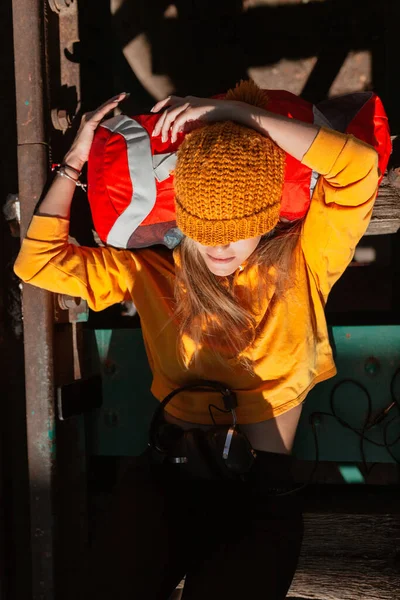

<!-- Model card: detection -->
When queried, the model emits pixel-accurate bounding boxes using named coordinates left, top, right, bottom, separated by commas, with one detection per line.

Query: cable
left=383, top=416, right=400, bottom=465
left=208, top=403, right=231, bottom=426
left=308, top=368, right=400, bottom=482
left=390, top=366, right=400, bottom=403
left=149, top=380, right=238, bottom=452
left=149, top=371, right=400, bottom=495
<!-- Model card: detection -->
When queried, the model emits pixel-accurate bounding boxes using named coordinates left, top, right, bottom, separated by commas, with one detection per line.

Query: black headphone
left=149, top=380, right=256, bottom=475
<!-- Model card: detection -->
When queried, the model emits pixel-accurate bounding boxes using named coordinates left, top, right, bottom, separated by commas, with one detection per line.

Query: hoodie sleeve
left=14, top=215, right=140, bottom=311
left=301, top=127, right=380, bottom=298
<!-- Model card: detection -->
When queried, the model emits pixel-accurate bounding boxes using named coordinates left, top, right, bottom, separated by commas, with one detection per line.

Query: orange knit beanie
left=174, top=80, right=286, bottom=246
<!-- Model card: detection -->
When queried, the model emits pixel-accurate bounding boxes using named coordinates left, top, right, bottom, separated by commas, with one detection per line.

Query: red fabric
left=266, top=90, right=315, bottom=220
left=344, top=94, right=391, bottom=183
left=88, top=127, right=133, bottom=242
left=133, top=114, right=184, bottom=227
left=87, top=90, right=391, bottom=248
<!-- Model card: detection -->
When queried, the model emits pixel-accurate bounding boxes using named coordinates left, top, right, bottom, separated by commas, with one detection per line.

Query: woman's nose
left=215, top=244, right=230, bottom=254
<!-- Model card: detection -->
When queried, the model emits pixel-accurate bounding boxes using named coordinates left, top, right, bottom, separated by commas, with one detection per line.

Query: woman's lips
left=206, top=254, right=235, bottom=264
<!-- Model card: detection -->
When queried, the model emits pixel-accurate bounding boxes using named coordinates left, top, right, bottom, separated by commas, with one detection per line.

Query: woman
left=14, top=81, right=380, bottom=599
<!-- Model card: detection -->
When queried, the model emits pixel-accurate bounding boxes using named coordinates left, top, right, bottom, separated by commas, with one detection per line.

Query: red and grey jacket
left=87, top=89, right=391, bottom=249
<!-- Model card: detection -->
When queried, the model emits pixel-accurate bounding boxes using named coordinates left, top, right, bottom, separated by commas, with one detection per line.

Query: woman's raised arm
left=14, top=93, right=140, bottom=312
left=152, top=92, right=380, bottom=298
left=151, top=94, right=319, bottom=160
left=39, top=93, right=127, bottom=218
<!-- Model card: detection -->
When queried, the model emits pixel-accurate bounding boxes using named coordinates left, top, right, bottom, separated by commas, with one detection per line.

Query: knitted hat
left=174, top=80, right=286, bottom=246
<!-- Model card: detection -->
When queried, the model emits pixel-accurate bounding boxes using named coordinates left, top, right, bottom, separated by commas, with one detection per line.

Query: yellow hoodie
left=14, top=128, right=379, bottom=424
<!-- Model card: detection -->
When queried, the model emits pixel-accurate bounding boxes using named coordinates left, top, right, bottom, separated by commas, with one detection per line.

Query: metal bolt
left=55, top=294, right=88, bottom=323
left=51, top=108, right=71, bottom=132
left=48, top=0, right=76, bottom=14
left=104, top=410, right=119, bottom=428
left=364, top=356, right=380, bottom=376
left=57, top=294, right=81, bottom=311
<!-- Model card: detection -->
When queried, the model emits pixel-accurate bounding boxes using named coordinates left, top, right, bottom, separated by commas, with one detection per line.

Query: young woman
left=14, top=82, right=380, bottom=599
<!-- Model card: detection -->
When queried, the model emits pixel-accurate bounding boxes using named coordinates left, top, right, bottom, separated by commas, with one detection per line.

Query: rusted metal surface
left=47, top=4, right=89, bottom=600
left=48, top=0, right=76, bottom=14
left=13, top=2, right=89, bottom=600
left=54, top=295, right=88, bottom=380
left=12, top=0, right=56, bottom=598
left=13, top=0, right=87, bottom=593
left=56, top=0, right=80, bottom=118
left=50, top=108, right=71, bottom=132
left=55, top=295, right=88, bottom=324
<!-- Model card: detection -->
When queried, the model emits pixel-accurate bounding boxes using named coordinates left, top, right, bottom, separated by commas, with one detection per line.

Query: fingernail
left=161, top=134, right=166, bottom=143
left=150, top=106, right=156, bottom=113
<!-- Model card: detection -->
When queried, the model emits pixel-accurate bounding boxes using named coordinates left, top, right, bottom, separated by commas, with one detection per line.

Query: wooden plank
left=288, top=512, right=400, bottom=600
left=367, top=172, right=400, bottom=236
left=366, top=137, right=400, bottom=236
left=287, top=488, right=400, bottom=600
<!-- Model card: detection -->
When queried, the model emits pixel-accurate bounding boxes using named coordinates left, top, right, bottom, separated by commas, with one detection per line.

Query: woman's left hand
left=151, top=95, right=243, bottom=144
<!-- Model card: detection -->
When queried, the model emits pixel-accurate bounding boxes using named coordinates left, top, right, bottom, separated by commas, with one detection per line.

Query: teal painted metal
left=338, top=465, right=365, bottom=484
left=86, top=326, right=400, bottom=462
left=293, top=325, right=400, bottom=463
left=87, top=329, right=157, bottom=456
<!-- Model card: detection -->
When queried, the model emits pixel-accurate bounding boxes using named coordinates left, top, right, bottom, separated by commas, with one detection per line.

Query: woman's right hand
left=151, top=95, right=244, bottom=144
left=63, top=93, right=128, bottom=171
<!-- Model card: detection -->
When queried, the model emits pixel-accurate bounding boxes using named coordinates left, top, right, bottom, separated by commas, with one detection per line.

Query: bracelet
left=52, top=164, right=87, bottom=191
left=52, top=162, right=82, bottom=177
left=63, top=162, right=82, bottom=177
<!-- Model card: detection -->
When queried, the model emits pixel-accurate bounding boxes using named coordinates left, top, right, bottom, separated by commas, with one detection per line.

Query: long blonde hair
left=173, top=219, right=303, bottom=368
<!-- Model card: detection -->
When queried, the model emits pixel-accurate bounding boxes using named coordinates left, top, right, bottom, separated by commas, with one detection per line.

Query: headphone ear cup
left=207, top=427, right=256, bottom=474
left=225, top=428, right=256, bottom=474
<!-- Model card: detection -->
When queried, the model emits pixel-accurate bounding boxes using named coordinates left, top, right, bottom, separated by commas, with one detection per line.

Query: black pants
left=85, top=449, right=303, bottom=599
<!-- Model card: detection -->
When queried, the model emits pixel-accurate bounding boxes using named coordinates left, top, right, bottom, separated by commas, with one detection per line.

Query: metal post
left=12, top=1, right=56, bottom=598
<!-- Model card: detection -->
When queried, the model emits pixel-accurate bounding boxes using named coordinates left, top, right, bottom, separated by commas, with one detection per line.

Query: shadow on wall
left=108, top=0, right=393, bottom=113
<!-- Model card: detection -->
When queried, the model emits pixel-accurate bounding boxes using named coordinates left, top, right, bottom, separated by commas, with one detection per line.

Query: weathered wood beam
left=367, top=174, right=400, bottom=235
left=287, top=487, right=400, bottom=600
left=288, top=511, right=400, bottom=600
left=367, top=136, right=400, bottom=236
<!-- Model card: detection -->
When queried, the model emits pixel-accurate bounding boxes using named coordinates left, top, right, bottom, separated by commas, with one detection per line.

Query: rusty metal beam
left=12, top=1, right=56, bottom=598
